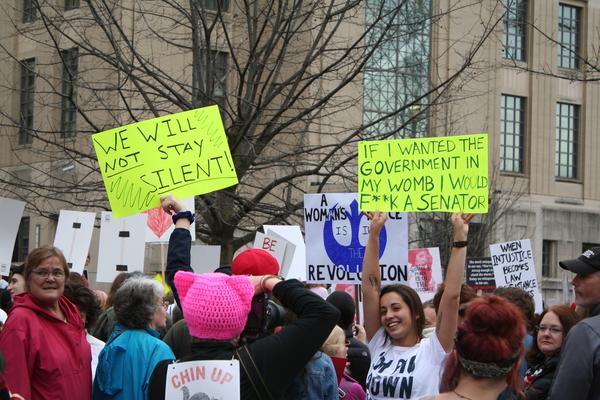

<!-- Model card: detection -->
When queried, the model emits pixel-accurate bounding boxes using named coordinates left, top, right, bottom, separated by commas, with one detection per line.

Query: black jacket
left=148, top=228, right=340, bottom=400
left=525, top=356, right=559, bottom=400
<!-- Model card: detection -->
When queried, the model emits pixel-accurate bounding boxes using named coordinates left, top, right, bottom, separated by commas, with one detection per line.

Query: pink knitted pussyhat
left=174, top=271, right=254, bottom=340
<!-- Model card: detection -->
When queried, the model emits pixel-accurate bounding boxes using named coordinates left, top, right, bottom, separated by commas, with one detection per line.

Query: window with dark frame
left=65, top=0, right=80, bottom=11
left=558, top=4, right=580, bottom=69
left=61, top=48, right=79, bottom=137
left=542, top=240, right=553, bottom=278
left=196, top=50, right=228, bottom=111
left=500, top=95, right=525, bottom=173
left=555, top=103, right=579, bottom=179
left=502, top=0, right=527, bottom=61
left=19, top=58, right=36, bottom=145
left=363, top=0, right=431, bottom=138
left=23, top=0, right=37, bottom=23
left=194, top=0, right=230, bottom=11
left=12, top=217, right=30, bottom=263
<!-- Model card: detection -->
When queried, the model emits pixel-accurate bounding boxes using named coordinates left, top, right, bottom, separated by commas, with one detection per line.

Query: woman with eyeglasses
left=0, top=245, right=92, bottom=400
left=524, top=305, right=580, bottom=400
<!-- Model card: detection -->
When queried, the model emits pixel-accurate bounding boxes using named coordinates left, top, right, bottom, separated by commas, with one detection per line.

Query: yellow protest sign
left=358, top=133, right=488, bottom=213
left=92, top=105, right=238, bottom=218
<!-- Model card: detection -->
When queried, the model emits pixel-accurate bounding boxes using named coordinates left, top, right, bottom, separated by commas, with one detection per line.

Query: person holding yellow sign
left=361, top=212, right=473, bottom=400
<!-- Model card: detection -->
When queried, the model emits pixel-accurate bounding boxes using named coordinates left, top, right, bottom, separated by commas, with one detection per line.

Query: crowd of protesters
left=0, top=194, right=598, bottom=400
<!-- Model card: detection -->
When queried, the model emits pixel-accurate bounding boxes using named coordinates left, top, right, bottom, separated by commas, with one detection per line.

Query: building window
left=541, top=240, right=555, bottom=278
left=196, top=50, right=228, bottom=110
left=65, top=0, right=80, bottom=10
left=19, top=58, right=36, bottom=145
left=194, top=0, right=230, bottom=11
left=61, top=48, right=79, bottom=137
left=558, top=4, right=580, bottom=69
left=23, top=0, right=37, bottom=23
left=502, top=0, right=527, bottom=61
left=12, top=217, right=30, bottom=263
left=363, top=0, right=431, bottom=138
left=555, top=103, right=578, bottom=179
left=500, top=95, right=525, bottom=173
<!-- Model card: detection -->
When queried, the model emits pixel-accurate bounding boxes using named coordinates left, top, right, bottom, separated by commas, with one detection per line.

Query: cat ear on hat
left=174, top=271, right=196, bottom=302
left=231, top=275, right=255, bottom=309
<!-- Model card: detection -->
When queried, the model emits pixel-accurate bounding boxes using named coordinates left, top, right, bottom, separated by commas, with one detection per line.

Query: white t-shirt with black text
left=366, top=327, right=447, bottom=399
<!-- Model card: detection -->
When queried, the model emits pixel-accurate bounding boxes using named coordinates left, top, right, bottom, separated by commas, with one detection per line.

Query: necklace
left=453, top=390, right=475, bottom=400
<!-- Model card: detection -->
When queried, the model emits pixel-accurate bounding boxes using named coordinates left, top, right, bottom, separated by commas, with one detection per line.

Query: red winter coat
left=0, top=293, right=92, bottom=400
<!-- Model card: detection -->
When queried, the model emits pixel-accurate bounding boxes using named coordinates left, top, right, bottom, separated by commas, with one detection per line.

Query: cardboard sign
left=92, top=105, right=238, bottom=218
left=190, top=245, right=221, bottom=274
left=53, top=210, right=96, bottom=274
left=466, top=257, right=496, bottom=291
left=145, top=197, right=196, bottom=242
left=491, top=239, right=543, bottom=312
left=358, top=134, right=488, bottom=213
left=0, top=198, right=25, bottom=276
left=253, top=230, right=295, bottom=278
left=304, top=193, right=408, bottom=284
left=263, top=225, right=305, bottom=281
left=407, top=247, right=442, bottom=302
left=96, top=212, right=147, bottom=283
left=165, top=360, right=240, bottom=400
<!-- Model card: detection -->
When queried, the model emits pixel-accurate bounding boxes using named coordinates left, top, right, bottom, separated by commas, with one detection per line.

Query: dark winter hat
left=9, top=263, right=24, bottom=276
left=559, top=247, right=600, bottom=275
left=327, top=291, right=355, bottom=338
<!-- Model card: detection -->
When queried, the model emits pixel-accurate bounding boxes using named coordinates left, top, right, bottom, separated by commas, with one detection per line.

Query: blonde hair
left=321, top=325, right=346, bottom=358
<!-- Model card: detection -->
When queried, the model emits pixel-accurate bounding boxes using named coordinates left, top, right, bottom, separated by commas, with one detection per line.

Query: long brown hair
left=526, top=305, right=581, bottom=363
left=379, top=284, right=424, bottom=341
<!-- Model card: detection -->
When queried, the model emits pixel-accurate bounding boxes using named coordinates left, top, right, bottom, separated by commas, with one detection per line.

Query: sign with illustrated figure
left=53, top=210, right=96, bottom=274
left=491, top=239, right=543, bottom=312
left=165, top=360, right=240, bottom=400
left=358, top=133, right=488, bottom=213
left=145, top=197, right=196, bottom=242
left=304, top=193, right=408, bottom=284
left=407, top=247, right=442, bottom=302
left=0, top=197, right=25, bottom=276
left=96, top=212, right=147, bottom=283
left=92, top=105, right=238, bottom=218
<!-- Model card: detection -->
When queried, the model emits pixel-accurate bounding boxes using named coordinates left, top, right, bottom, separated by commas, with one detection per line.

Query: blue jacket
left=284, top=351, right=339, bottom=400
left=93, top=324, right=174, bottom=400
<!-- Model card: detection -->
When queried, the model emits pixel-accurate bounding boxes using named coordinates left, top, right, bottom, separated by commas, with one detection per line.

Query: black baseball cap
left=559, top=247, right=600, bottom=275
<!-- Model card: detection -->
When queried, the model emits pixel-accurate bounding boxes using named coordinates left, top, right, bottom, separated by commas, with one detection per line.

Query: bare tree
left=0, top=0, right=506, bottom=262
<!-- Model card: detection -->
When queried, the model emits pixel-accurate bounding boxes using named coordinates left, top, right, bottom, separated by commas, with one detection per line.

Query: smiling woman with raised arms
left=0, top=246, right=92, bottom=400
left=362, top=212, right=473, bottom=400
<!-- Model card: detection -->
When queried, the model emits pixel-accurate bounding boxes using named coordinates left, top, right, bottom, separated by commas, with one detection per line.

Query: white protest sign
left=53, top=210, right=96, bottom=274
left=254, top=230, right=296, bottom=278
left=190, top=245, right=221, bottom=274
left=254, top=232, right=285, bottom=267
left=145, top=197, right=195, bottom=242
left=263, top=225, right=305, bottom=281
left=304, top=193, right=408, bottom=284
left=96, top=212, right=147, bottom=283
left=165, top=360, right=240, bottom=400
left=407, top=247, right=442, bottom=302
left=491, top=239, right=543, bottom=312
left=265, top=229, right=296, bottom=278
left=0, top=198, right=25, bottom=276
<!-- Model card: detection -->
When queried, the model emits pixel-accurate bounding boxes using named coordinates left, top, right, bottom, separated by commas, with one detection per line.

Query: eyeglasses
left=538, top=325, right=563, bottom=334
left=32, top=269, right=66, bottom=279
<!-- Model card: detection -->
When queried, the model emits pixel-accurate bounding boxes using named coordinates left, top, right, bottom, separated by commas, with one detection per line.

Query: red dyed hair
left=440, top=295, right=526, bottom=393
